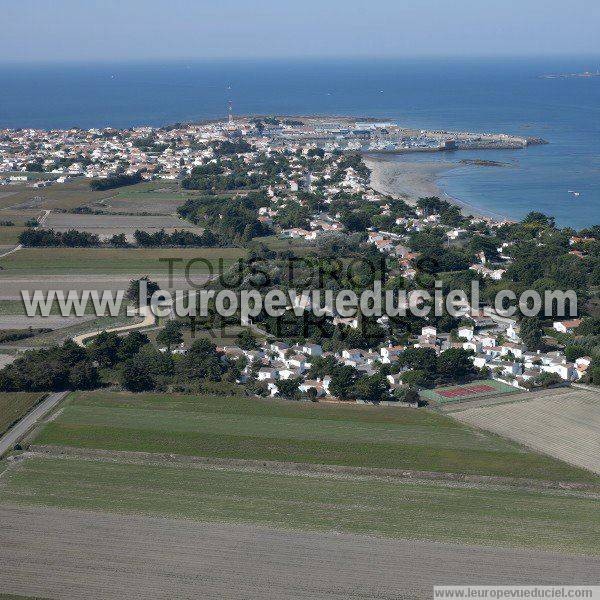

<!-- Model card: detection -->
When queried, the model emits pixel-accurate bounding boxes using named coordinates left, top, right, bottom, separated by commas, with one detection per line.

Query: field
left=420, top=379, right=517, bottom=405
left=0, top=393, right=44, bottom=436
left=0, top=247, right=244, bottom=275
left=0, top=179, right=116, bottom=211
left=2, top=389, right=600, bottom=598
left=2, top=506, right=598, bottom=600
left=0, top=299, right=98, bottom=316
left=32, top=390, right=599, bottom=482
left=0, top=209, right=47, bottom=227
left=453, top=387, right=600, bottom=474
left=91, top=184, right=194, bottom=215
left=2, top=454, right=600, bottom=555
left=43, top=212, right=202, bottom=237
left=0, top=226, right=25, bottom=245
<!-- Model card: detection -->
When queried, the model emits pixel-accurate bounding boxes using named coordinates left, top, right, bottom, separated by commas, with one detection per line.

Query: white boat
left=568, top=190, right=581, bottom=196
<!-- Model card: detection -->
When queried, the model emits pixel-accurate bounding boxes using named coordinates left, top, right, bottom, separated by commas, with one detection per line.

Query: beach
left=364, top=154, right=509, bottom=221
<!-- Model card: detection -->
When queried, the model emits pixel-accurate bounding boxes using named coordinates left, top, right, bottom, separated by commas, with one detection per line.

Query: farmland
left=33, top=390, right=599, bottom=482
left=0, top=226, right=25, bottom=245
left=2, top=389, right=600, bottom=598
left=2, top=506, right=598, bottom=600
left=0, top=178, right=116, bottom=211
left=2, top=454, right=600, bottom=555
left=0, top=247, right=244, bottom=276
left=43, top=212, right=202, bottom=237
left=91, top=184, right=194, bottom=214
left=0, top=392, right=44, bottom=436
left=453, top=387, right=600, bottom=475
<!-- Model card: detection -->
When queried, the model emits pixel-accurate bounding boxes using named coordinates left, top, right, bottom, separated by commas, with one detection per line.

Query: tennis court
left=421, top=380, right=517, bottom=405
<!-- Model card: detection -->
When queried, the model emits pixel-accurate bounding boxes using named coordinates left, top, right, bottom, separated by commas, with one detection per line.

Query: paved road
left=0, top=391, right=68, bottom=457
left=1, top=505, right=598, bottom=600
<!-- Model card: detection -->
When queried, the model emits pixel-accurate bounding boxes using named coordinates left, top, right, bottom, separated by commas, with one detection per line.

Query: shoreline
left=363, top=154, right=512, bottom=222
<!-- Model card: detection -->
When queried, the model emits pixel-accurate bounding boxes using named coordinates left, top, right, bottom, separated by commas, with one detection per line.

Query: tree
left=121, top=362, right=155, bottom=392
left=398, top=348, right=437, bottom=376
left=132, top=344, right=174, bottom=381
left=156, top=320, right=184, bottom=351
left=118, top=331, right=150, bottom=361
left=401, top=369, right=432, bottom=388
left=178, top=338, right=226, bottom=381
left=353, top=374, right=388, bottom=403
left=329, top=365, right=358, bottom=399
left=520, top=316, right=543, bottom=351
left=126, top=276, right=160, bottom=305
left=531, top=372, right=562, bottom=389
left=436, top=348, right=475, bottom=384
left=277, top=377, right=301, bottom=399
left=393, top=386, right=421, bottom=405
left=237, top=329, right=258, bottom=350
left=564, top=344, right=590, bottom=362
left=89, top=331, right=122, bottom=368
left=68, top=361, right=100, bottom=390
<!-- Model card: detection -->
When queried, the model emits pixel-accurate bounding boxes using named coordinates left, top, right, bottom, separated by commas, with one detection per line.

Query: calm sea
left=1, top=57, right=599, bottom=228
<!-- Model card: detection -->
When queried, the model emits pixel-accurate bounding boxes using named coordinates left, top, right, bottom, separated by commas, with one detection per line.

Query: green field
left=2, top=455, right=599, bottom=554
left=0, top=299, right=98, bottom=316
left=33, top=391, right=598, bottom=482
left=0, top=226, right=25, bottom=245
left=0, top=247, right=245, bottom=275
left=0, top=392, right=44, bottom=436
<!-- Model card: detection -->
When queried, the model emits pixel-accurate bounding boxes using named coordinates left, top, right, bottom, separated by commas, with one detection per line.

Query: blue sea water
left=0, top=57, right=599, bottom=228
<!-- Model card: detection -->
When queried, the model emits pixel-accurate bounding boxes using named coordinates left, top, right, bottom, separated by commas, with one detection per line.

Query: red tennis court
left=437, top=384, right=496, bottom=398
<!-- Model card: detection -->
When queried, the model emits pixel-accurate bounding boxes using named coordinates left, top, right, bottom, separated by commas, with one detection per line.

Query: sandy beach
left=364, top=154, right=508, bottom=220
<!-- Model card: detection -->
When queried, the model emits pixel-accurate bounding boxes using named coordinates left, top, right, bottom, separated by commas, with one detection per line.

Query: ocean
left=1, top=57, right=599, bottom=228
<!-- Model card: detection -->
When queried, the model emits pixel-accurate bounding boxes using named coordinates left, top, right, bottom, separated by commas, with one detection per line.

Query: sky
left=2, top=0, right=599, bottom=63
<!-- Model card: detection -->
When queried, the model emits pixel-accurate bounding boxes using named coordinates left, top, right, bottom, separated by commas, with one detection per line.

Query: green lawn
left=0, top=392, right=45, bottom=436
left=2, top=455, right=599, bottom=554
left=0, top=247, right=244, bottom=275
left=33, top=391, right=598, bottom=482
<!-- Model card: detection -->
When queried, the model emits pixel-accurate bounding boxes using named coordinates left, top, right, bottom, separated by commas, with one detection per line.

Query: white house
left=553, top=319, right=581, bottom=334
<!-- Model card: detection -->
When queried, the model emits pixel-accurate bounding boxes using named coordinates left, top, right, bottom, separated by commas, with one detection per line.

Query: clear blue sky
left=3, top=0, right=599, bottom=62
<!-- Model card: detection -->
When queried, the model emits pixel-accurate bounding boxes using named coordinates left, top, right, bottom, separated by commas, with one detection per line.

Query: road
left=72, top=305, right=156, bottom=347
left=0, top=391, right=68, bottom=457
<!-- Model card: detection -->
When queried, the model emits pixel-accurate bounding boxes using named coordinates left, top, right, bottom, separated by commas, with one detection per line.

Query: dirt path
left=1, top=504, right=598, bottom=600
left=72, top=305, right=156, bottom=347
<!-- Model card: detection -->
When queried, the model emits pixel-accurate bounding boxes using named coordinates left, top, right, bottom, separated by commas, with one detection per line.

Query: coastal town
left=0, top=116, right=544, bottom=186
left=1, top=3, right=600, bottom=597
left=0, top=116, right=596, bottom=403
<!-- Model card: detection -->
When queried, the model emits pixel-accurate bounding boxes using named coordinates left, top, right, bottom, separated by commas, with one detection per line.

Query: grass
left=0, top=299, right=98, bottom=316
left=2, top=455, right=599, bottom=554
left=0, top=392, right=45, bottom=436
left=0, top=247, right=245, bottom=276
left=33, top=391, right=599, bottom=482
left=0, top=314, right=130, bottom=349
left=0, top=226, right=25, bottom=245
left=0, top=179, right=115, bottom=211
